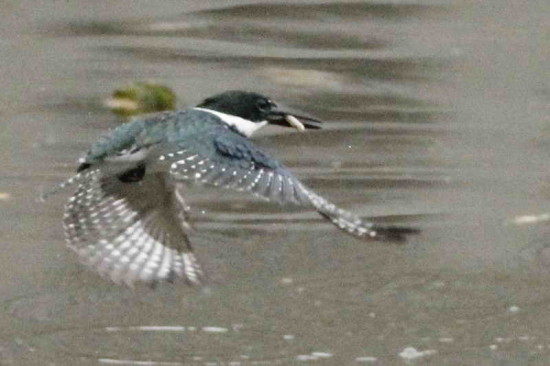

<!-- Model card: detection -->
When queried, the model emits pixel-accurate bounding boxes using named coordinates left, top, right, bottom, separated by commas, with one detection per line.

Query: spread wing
left=55, top=110, right=416, bottom=288
left=153, top=131, right=414, bottom=240
left=63, top=168, right=203, bottom=286
left=158, top=134, right=312, bottom=205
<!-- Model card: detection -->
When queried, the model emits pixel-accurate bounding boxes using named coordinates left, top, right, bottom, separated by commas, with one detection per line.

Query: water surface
left=1, top=0, right=549, bottom=365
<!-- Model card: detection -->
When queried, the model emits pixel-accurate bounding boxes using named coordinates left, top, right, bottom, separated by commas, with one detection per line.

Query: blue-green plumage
left=82, top=109, right=281, bottom=171
left=46, top=90, right=417, bottom=287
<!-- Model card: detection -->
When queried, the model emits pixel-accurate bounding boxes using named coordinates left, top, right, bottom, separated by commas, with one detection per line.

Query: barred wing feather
left=158, top=143, right=413, bottom=241
left=63, top=169, right=203, bottom=286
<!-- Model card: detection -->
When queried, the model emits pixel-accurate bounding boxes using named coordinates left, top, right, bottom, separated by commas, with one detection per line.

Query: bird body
left=45, top=91, right=417, bottom=287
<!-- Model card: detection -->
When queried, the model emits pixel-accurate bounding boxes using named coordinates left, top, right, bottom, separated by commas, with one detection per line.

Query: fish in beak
left=266, top=104, right=323, bottom=131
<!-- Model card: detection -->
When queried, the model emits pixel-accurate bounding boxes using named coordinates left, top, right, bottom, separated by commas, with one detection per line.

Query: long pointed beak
left=266, top=104, right=322, bottom=131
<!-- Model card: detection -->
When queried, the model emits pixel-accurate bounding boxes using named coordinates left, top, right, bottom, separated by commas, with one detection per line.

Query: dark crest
left=197, top=90, right=276, bottom=122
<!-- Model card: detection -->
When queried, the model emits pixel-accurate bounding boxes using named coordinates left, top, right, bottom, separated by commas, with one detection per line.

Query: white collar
left=194, top=108, right=267, bottom=137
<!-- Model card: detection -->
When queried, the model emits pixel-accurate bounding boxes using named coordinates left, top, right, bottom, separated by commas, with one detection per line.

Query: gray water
left=1, top=1, right=549, bottom=365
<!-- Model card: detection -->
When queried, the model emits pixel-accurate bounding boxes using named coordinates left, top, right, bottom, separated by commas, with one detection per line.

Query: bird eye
left=256, top=99, right=272, bottom=112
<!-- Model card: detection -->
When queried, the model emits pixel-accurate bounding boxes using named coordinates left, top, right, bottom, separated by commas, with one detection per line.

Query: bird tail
left=304, top=189, right=419, bottom=242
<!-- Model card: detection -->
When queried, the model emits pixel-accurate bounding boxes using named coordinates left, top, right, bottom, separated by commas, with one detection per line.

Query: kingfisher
left=43, top=90, right=417, bottom=287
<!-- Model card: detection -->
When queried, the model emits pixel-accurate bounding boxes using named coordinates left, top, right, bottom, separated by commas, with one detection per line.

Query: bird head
left=196, top=91, right=322, bottom=135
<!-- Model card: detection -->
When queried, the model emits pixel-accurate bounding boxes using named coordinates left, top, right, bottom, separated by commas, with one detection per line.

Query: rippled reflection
left=2, top=0, right=549, bottom=364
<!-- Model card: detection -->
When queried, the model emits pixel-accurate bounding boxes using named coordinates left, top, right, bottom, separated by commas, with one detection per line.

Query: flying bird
left=43, top=90, right=417, bottom=286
